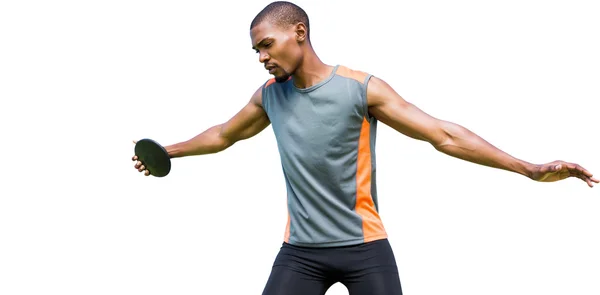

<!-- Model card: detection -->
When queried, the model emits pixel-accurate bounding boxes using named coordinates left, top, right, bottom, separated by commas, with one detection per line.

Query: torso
left=261, top=65, right=388, bottom=248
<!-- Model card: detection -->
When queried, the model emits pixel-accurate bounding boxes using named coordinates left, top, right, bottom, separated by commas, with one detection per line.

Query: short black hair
left=250, top=1, right=310, bottom=37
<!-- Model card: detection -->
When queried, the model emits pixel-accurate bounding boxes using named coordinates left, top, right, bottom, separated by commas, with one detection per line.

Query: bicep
left=220, top=86, right=270, bottom=143
left=367, top=77, right=446, bottom=145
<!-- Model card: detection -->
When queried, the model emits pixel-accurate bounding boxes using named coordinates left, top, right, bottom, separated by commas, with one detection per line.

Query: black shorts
left=262, top=239, right=403, bottom=295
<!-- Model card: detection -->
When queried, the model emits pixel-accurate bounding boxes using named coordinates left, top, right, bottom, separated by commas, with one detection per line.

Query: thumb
left=133, top=140, right=137, bottom=144
left=540, top=163, right=561, bottom=174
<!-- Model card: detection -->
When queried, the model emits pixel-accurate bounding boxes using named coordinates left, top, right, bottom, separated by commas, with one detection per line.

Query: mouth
left=265, top=64, right=277, bottom=74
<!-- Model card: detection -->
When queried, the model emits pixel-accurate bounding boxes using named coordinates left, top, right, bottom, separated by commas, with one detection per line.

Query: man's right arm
left=165, top=85, right=270, bottom=158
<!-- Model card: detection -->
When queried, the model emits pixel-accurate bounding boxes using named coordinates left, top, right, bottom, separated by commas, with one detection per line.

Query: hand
left=530, top=160, right=599, bottom=187
left=132, top=140, right=151, bottom=176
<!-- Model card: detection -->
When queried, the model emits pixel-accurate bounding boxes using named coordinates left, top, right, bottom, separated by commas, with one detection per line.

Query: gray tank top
left=262, top=65, right=387, bottom=248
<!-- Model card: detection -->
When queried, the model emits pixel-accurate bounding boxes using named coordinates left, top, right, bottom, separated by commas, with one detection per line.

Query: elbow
left=431, top=121, right=464, bottom=151
left=432, top=135, right=452, bottom=152
left=219, top=136, right=235, bottom=151
left=216, top=125, right=237, bottom=151
left=188, top=125, right=234, bottom=155
left=198, top=135, right=232, bottom=155
left=215, top=135, right=233, bottom=153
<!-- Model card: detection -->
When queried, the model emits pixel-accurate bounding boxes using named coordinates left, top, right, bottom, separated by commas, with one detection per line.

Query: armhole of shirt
left=362, top=74, right=373, bottom=121
left=261, top=79, right=271, bottom=114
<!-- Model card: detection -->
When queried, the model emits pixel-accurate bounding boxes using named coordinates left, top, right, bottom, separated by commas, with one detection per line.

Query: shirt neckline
left=292, top=64, right=340, bottom=93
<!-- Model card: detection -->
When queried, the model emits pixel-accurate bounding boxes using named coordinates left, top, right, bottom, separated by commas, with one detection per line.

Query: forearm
left=165, top=124, right=232, bottom=158
left=433, top=121, right=536, bottom=178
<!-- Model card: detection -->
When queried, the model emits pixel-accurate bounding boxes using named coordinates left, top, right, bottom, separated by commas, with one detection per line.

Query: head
left=250, top=1, right=311, bottom=82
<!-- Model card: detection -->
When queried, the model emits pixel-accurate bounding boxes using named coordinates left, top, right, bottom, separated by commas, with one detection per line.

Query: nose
left=258, top=51, right=270, bottom=63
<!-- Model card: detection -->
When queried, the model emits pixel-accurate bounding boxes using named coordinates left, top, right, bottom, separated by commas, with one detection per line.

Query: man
left=132, top=1, right=597, bottom=294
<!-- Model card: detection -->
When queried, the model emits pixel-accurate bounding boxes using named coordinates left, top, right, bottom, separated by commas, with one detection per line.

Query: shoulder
left=258, top=77, right=293, bottom=100
left=249, top=80, right=270, bottom=108
left=253, top=77, right=287, bottom=110
left=363, top=74, right=403, bottom=108
left=264, top=77, right=279, bottom=88
left=334, top=65, right=372, bottom=85
left=330, top=65, right=392, bottom=98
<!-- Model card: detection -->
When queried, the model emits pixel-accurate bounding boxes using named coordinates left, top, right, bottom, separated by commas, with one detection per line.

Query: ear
left=294, top=23, right=308, bottom=42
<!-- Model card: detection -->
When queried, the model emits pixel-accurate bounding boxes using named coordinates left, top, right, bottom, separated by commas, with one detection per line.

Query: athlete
left=132, top=1, right=598, bottom=294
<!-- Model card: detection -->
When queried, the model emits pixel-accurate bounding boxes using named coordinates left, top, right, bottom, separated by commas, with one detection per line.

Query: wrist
left=165, top=142, right=187, bottom=159
left=519, top=161, right=538, bottom=179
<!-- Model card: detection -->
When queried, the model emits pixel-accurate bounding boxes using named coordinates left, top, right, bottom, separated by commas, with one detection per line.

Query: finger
left=133, top=140, right=137, bottom=144
left=132, top=155, right=138, bottom=161
left=571, top=164, right=586, bottom=174
left=144, top=170, right=151, bottom=176
left=134, top=161, right=143, bottom=169
left=591, top=176, right=600, bottom=183
left=570, top=164, right=594, bottom=179
left=575, top=174, right=595, bottom=187
left=138, top=165, right=146, bottom=172
left=578, top=175, right=592, bottom=186
left=564, top=162, right=584, bottom=173
left=580, top=167, right=594, bottom=177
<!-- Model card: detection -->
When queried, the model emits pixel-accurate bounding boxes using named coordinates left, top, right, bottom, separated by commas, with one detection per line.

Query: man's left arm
left=366, top=76, right=598, bottom=187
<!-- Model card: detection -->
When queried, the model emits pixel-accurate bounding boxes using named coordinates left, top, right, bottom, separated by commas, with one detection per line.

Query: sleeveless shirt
left=261, top=64, right=387, bottom=248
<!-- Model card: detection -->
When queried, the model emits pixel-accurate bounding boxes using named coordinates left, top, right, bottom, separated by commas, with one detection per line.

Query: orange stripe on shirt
left=265, top=76, right=291, bottom=89
left=356, top=118, right=387, bottom=242
left=284, top=213, right=291, bottom=243
left=265, top=78, right=276, bottom=87
left=335, top=65, right=368, bottom=83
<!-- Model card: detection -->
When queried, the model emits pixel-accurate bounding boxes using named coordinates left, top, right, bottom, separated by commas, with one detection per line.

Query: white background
left=1, top=0, right=598, bottom=294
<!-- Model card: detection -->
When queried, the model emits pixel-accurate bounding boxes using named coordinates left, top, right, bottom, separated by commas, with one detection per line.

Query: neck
left=292, top=47, right=334, bottom=89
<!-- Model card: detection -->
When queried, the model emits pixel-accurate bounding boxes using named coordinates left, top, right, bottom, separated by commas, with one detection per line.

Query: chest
left=267, top=86, right=364, bottom=146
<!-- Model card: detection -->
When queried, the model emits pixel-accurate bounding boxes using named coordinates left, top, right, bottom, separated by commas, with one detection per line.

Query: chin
left=274, top=68, right=292, bottom=83
left=275, top=74, right=290, bottom=83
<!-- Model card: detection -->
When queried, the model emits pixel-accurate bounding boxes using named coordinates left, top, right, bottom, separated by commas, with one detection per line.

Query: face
left=251, top=21, right=307, bottom=83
